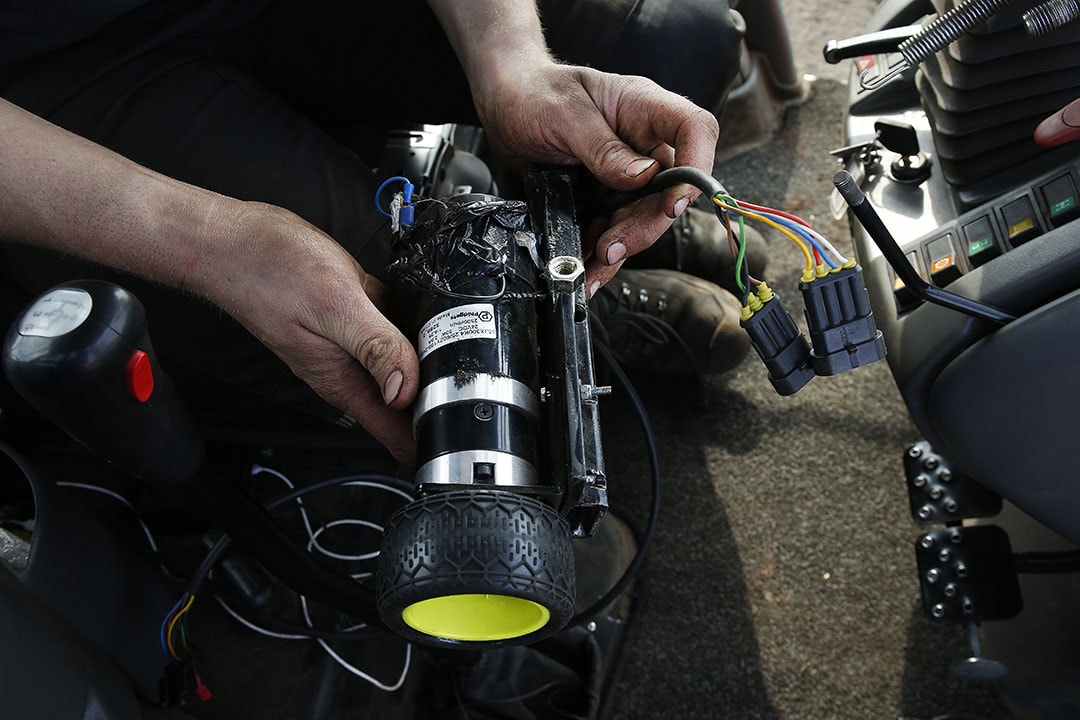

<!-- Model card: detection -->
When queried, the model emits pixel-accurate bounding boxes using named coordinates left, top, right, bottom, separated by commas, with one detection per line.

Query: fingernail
left=606, top=242, right=626, bottom=265
left=588, top=280, right=600, bottom=298
left=674, top=196, right=690, bottom=217
left=625, top=158, right=657, bottom=178
left=383, top=370, right=403, bottom=405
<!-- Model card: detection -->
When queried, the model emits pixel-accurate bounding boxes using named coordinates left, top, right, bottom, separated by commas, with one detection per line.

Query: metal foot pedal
left=904, top=441, right=1002, bottom=524
left=915, top=525, right=1022, bottom=624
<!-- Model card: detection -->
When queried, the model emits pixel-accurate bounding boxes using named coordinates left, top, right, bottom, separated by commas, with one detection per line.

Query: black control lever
left=832, top=172, right=1015, bottom=325
left=3, top=280, right=380, bottom=623
left=823, top=24, right=921, bottom=63
left=3, top=280, right=204, bottom=484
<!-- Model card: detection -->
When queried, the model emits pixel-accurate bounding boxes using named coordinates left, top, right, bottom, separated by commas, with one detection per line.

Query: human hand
left=0, top=99, right=419, bottom=465
left=205, top=204, right=419, bottom=465
left=471, top=61, right=720, bottom=294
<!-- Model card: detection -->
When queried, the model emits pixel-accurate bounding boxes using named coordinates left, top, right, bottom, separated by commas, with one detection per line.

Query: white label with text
left=417, top=303, right=497, bottom=361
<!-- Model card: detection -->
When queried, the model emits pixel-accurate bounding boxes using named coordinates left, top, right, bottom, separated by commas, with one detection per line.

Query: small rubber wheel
left=376, top=489, right=575, bottom=649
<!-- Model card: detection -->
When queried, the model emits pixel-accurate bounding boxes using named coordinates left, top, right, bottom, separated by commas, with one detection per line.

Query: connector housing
left=800, top=264, right=886, bottom=375
left=740, top=294, right=815, bottom=396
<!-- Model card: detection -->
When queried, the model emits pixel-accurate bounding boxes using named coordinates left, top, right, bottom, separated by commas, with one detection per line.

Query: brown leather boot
left=590, top=268, right=749, bottom=376
left=624, top=206, right=769, bottom=297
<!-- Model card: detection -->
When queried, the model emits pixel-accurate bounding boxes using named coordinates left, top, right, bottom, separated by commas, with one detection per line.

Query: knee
left=622, top=0, right=744, bottom=106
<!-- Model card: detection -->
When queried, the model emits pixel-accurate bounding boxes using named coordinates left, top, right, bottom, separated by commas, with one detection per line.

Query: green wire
left=716, top=194, right=750, bottom=299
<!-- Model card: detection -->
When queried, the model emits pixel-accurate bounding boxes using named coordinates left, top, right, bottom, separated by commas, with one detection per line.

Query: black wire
left=570, top=341, right=661, bottom=627
left=215, top=592, right=389, bottom=642
left=1013, top=549, right=1080, bottom=574
left=188, top=473, right=413, bottom=619
left=600, top=166, right=727, bottom=213
left=184, top=370, right=657, bottom=638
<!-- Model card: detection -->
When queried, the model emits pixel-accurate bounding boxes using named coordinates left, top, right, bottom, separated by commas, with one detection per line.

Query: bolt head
left=940, top=469, right=953, bottom=483
left=913, top=473, right=929, bottom=488
left=929, top=486, right=944, bottom=500
left=944, top=583, right=957, bottom=598
left=923, top=456, right=940, bottom=471
left=907, top=445, right=923, bottom=458
left=932, top=603, right=947, bottom=618
left=938, top=549, right=952, bottom=562
left=918, top=505, right=933, bottom=520
left=926, top=568, right=941, bottom=583
left=944, top=500, right=959, bottom=513
left=919, top=535, right=935, bottom=549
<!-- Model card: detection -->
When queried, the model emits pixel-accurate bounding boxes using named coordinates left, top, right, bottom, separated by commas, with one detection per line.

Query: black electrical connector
left=740, top=284, right=815, bottom=396
left=799, top=262, right=886, bottom=375
left=160, top=657, right=213, bottom=707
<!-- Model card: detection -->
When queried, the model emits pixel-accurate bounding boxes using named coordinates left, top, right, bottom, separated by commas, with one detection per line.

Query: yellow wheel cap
left=402, top=593, right=550, bottom=642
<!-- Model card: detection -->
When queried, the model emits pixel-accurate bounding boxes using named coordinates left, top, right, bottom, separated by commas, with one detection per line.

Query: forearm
left=425, top=0, right=552, bottom=98
left=0, top=98, right=250, bottom=302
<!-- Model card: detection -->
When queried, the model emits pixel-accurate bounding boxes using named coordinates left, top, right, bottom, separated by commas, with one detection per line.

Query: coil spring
left=899, top=0, right=1017, bottom=67
left=1023, top=0, right=1080, bottom=36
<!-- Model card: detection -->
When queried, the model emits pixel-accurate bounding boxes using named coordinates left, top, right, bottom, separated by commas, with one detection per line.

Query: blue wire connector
left=375, top=176, right=415, bottom=229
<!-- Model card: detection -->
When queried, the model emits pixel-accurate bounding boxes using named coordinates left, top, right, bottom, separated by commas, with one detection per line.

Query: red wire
left=737, top=201, right=814, bottom=228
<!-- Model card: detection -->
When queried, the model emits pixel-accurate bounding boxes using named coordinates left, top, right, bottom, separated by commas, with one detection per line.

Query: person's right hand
left=203, top=203, right=420, bottom=465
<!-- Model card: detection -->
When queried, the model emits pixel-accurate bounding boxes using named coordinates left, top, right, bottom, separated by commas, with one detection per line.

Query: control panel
left=890, top=163, right=1080, bottom=314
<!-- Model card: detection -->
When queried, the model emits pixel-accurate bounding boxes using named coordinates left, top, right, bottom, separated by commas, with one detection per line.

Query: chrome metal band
left=412, top=372, right=539, bottom=429
left=415, top=450, right=539, bottom=488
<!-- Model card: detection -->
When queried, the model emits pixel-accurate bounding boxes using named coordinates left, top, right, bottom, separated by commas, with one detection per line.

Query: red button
left=125, top=349, right=155, bottom=402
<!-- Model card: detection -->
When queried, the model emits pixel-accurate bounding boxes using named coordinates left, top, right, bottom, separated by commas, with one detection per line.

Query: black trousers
left=0, top=0, right=741, bottom=448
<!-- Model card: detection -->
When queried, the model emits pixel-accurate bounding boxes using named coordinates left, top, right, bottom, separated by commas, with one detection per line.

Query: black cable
left=187, top=368, right=656, bottom=638
left=188, top=472, right=414, bottom=638
left=1013, top=549, right=1080, bottom=574
left=571, top=341, right=661, bottom=626
left=600, top=166, right=727, bottom=213
left=832, top=170, right=1015, bottom=325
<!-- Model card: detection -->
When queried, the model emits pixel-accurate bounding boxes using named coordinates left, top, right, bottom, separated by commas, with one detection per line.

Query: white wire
left=299, top=591, right=412, bottom=692
left=317, top=636, right=412, bottom=692
left=250, top=465, right=315, bottom=539
left=307, top=518, right=384, bottom=562
left=214, top=596, right=310, bottom=640
left=55, top=481, right=158, bottom=553
left=800, top=223, right=849, bottom=266
left=333, top=477, right=414, bottom=503
left=234, top=464, right=413, bottom=692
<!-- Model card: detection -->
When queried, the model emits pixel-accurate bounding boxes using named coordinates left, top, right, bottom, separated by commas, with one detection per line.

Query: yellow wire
left=166, top=594, right=196, bottom=660
left=713, top=197, right=814, bottom=272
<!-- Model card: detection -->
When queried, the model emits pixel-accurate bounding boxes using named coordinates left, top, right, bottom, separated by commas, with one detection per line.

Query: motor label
left=417, top=303, right=497, bottom=361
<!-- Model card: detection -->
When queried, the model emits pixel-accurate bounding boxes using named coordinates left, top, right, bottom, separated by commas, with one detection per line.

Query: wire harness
left=610, top=167, right=887, bottom=394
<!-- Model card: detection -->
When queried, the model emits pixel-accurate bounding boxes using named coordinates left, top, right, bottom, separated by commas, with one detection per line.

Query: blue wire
left=726, top=209, right=838, bottom=269
left=161, top=593, right=189, bottom=658
left=374, top=176, right=413, bottom=218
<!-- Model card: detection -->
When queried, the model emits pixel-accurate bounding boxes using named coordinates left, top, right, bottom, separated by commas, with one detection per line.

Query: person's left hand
left=471, top=61, right=720, bottom=294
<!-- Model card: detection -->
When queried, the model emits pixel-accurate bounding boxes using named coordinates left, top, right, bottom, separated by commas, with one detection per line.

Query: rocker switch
left=926, top=234, right=962, bottom=287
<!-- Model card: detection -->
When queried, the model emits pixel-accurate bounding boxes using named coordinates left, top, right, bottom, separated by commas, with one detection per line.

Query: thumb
left=341, top=281, right=419, bottom=411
